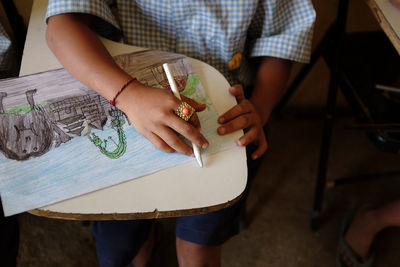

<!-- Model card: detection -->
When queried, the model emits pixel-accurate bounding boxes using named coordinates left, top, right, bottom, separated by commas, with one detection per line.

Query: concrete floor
left=11, top=0, right=400, bottom=266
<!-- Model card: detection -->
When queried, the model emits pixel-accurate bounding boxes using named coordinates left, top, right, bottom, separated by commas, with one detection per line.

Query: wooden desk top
left=367, top=0, right=400, bottom=54
left=20, top=0, right=247, bottom=220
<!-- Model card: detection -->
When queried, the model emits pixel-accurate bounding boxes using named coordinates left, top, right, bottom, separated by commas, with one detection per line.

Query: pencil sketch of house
left=47, top=93, right=107, bottom=136
left=114, top=50, right=193, bottom=91
left=0, top=87, right=108, bottom=161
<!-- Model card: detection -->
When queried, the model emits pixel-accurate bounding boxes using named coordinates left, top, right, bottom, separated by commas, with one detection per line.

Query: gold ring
left=175, top=102, right=195, bottom=121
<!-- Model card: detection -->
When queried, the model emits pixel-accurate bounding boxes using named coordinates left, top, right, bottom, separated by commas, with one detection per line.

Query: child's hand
left=118, top=82, right=208, bottom=156
left=217, top=85, right=267, bottom=160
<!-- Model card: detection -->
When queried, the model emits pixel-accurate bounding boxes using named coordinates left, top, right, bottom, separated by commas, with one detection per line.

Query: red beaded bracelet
left=110, top=77, right=137, bottom=108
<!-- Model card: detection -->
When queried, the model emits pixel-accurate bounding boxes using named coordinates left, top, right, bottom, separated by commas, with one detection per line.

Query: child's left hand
left=217, top=85, right=267, bottom=160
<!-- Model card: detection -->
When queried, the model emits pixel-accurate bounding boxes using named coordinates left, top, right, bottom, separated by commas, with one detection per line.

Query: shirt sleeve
left=248, top=0, right=316, bottom=63
left=0, top=21, right=17, bottom=78
left=46, top=0, right=121, bottom=40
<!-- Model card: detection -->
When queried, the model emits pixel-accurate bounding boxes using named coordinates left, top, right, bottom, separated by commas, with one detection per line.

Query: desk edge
left=28, top=192, right=243, bottom=220
left=367, top=0, right=400, bottom=55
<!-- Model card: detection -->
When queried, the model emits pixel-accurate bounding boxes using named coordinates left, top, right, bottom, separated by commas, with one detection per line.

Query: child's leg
left=175, top=199, right=243, bottom=267
left=176, top=238, right=221, bottom=267
left=344, top=200, right=400, bottom=261
left=132, top=222, right=161, bottom=267
left=92, top=219, right=153, bottom=267
left=175, top=144, right=263, bottom=266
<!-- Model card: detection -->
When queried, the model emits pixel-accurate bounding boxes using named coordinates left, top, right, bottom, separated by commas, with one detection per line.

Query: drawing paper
left=0, top=50, right=236, bottom=216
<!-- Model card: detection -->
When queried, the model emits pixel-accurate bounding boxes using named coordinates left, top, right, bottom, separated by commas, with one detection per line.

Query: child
left=45, top=1, right=315, bottom=266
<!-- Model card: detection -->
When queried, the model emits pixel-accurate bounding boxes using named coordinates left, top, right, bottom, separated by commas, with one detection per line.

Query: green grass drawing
left=181, top=74, right=199, bottom=97
left=5, top=101, right=47, bottom=114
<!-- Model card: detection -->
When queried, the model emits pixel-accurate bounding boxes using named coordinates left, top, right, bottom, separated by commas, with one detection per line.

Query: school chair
left=276, top=0, right=400, bottom=230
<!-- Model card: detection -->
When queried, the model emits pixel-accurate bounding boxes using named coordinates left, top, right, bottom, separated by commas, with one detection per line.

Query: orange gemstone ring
left=175, top=102, right=195, bottom=121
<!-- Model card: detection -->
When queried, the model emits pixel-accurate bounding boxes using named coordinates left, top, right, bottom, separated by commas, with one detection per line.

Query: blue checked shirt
left=46, top=0, right=315, bottom=85
left=0, top=20, right=17, bottom=78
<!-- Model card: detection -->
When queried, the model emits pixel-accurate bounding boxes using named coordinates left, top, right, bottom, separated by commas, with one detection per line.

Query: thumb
left=229, top=84, right=245, bottom=103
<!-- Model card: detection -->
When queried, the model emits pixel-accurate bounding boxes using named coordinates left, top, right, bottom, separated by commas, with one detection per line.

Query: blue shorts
left=92, top=145, right=262, bottom=267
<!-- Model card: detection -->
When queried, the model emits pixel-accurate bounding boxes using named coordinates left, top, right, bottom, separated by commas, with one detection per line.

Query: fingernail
left=252, top=154, right=258, bottom=160
left=218, top=127, right=226, bottom=134
left=218, top=117, right=225, bottom=123
left=202, top=143, right=208, bottom=149
left=237, top=140, right=243, bottom=146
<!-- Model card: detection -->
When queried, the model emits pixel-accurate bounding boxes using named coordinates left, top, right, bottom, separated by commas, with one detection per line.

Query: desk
left=20, top=0, right=247, bottom=220
left=367, top=0, right=400, bottom=54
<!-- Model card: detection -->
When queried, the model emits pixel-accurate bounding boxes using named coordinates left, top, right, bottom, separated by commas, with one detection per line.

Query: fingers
left=218, top=101, right=253, bottom=125
left=218, top=84, right=268, bottom=160
left=145, top=132, right=175, bottom=153
left=141, top=125, right=197, bottom=156
left=158, top=97, right=208, bottom=154
left=219, top=85, right=251, bottom=124
left=170, top=98, right=208, bottom=147
left=168, top=114, right=209, bottom=150
left=148, top=98, right=208, bottom=155
left=217, top=112, right=268, bottom=159
left=124, top=84, right=208, bottom=156
left=218, top=112, right=254, bottom=135
left=250, top=137, right=268, bottom=160
left=238, top=128, right=268, bottom=160
left=228, top=84, right=246, bottom=103
left=174, top=96, right=205, bottom=129
left=156, top=126, right=195, bottom=156
left=189, top=113, right=201, bottom=129
left=181, top=95, right=206, bottom=112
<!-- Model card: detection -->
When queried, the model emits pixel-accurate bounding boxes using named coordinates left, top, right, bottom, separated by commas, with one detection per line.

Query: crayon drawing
left=0, top=50, right=236, bottom=216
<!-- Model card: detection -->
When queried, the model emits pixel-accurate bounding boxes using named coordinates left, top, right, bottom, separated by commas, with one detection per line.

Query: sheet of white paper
left=0, top=50, right=237, bottom=216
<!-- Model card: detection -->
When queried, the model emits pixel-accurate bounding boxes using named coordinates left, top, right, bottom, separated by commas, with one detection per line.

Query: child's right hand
left=117, top=81, right=209, bottom=156
left=46, top=13, right=208, bottom=156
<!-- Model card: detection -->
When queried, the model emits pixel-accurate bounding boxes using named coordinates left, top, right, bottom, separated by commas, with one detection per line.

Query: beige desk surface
left=368, top=0, right=400, bottom=54
left=21, top=0, right=247, bottom=220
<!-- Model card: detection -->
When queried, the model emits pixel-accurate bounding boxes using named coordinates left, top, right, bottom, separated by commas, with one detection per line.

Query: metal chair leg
left=311, top=70, right=339, bottom=231
left=311, top=0, right=349, bottom=231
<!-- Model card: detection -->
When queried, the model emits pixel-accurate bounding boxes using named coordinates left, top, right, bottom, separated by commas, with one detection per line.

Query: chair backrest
left=338, top=31, right=400, bottom=153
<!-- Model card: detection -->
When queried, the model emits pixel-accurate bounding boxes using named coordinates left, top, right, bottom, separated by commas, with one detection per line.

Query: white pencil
left=163, top=63, right=203, bottom=168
